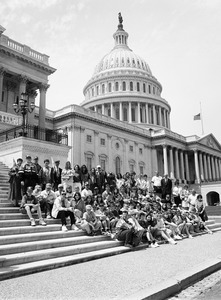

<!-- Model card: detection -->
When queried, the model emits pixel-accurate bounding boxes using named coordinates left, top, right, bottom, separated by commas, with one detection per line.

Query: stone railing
left=0, top=111, right=22, bottom=126
left=0, top=34, right=49, bottom=65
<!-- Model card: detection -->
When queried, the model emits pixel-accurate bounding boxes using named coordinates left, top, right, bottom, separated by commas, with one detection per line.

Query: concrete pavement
left=0, top=231, right=221, bottom=300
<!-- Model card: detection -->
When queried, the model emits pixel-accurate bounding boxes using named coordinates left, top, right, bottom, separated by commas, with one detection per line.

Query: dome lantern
left=113, top=12, right=129, bottom=49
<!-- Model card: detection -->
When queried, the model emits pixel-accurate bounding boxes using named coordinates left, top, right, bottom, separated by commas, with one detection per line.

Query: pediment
left=198, top=134, right=221, bottom=151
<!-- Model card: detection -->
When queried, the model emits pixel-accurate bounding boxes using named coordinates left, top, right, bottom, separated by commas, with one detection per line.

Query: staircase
left=0, top=161, right=128, bottom=281
left=0, top=161, right=221, bottom=281
left=206, top=205, right=221, bottom=216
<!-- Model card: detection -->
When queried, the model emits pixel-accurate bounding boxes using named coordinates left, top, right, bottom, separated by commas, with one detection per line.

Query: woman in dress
left=61, top=161, right=74, bottom=192
left=8, top=158, right=24, bottom=207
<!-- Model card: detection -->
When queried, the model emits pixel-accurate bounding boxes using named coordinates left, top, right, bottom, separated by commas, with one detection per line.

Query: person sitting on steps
left=20, top=186, right=47, bottom=227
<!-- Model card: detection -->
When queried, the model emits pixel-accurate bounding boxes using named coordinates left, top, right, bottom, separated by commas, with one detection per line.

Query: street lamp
left=13, top=92, right=35, bottom=137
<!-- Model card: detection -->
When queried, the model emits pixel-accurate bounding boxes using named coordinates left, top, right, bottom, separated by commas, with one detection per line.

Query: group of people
left=7, top=157, right=212, bottom=247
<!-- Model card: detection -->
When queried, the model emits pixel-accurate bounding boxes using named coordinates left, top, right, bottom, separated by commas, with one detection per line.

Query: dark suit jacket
left=161, top=178, right=172, bottom=195
left=52, top=167, right=62, bottom=185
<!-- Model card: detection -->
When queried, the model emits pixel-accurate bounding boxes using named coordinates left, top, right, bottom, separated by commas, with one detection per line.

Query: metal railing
left=0, top=124, right=68, bottom=145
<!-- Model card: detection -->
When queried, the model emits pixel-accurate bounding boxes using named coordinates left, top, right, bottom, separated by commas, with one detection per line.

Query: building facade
left=0, top=18, right=221, bottom=205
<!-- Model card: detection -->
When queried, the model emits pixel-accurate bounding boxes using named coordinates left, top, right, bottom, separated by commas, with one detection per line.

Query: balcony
left=0, top=111, right=22, bottom=131
left=0, top=124, right=68, bottom=145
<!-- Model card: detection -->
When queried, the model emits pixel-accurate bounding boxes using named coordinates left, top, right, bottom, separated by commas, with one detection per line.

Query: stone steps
left=0, top=224, right=63, bottom=236
left=0, top=234, right=111, bottom=255
left=0, top=207, right=20, bottom=213
left=0, top=218, right=61, bottom=227
left=0, top=240, right=121, bottom=268
left=0, top=229, right=85, bottom=245
left=0, top=245, right=128, bottom=281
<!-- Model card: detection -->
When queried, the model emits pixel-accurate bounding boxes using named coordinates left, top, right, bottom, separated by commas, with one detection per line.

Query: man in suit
left=39, top=159, right=54, bottom=190
left=161, top=173, right=172, bottom=200
left=53, top=160, right=62, bottom=191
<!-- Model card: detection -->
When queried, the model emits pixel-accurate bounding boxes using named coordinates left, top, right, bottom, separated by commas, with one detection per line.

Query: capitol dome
left=81, top=14, right=171, bottom=130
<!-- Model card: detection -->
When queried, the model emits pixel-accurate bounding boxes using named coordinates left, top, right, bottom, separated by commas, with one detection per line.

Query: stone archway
left=206, top=191, right=220, bottom=206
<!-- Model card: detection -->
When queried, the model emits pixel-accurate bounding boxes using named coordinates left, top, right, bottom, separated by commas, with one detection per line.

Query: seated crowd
left=8, top=156, right=212, bottom=248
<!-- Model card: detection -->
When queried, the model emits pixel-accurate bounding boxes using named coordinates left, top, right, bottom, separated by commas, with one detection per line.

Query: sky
left=1, top=0, right=221, bottom=142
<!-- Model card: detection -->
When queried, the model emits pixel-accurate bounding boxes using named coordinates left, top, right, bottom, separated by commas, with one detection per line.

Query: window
left=129, top=145, right=133, bottom=152
left=139, top=148, right=143, bottom=155
left=115, top=142, right=120, bottom=150
left=129, top=164, right=134, bottom=172
left=123, top=107, right=127, bottom=121
left=86, top=135, right=92, bottom=143
left=148, top=85, right=151, bottom=94
left=115, top=107, right=119, bottom=120
left=92, top=88, right=94, bottom=97
left=87, top=157, right=92, bottom=171
left=1, top=91, right=4, bottom=102
left=100, top=138, right=105, bottom=146
left=137, top=82, right=140, bottom=92
left=140, top=166, right=144, bottom=175
left=122, top=81, right=126, bottom=91
left=153, top=86, right=155, bottom=94
left=116, top=157, right=121, bottom=174
left=96, top=86, right=99, bottom=95
left=130, top=81, right=133, bottom=91
left=102, top=84, right=105, bottom=94
left=100, top=159, right=106, bottom=171
left=132, top=107, right=135, bottom=122
left=108, top=82, right=112, bottom=92
left=115, top=82, right=119, bottom=91
left=143, top=83, right=146, bottom=93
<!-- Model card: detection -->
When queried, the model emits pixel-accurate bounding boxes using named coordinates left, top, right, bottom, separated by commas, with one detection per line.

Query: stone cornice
left=54, top=111, right=152, bottom=140
left=0, top=46, right=56, bottom=74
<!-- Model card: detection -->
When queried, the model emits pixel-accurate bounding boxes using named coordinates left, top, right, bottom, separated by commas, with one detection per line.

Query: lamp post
left=13, top=92, right=35, bottom=137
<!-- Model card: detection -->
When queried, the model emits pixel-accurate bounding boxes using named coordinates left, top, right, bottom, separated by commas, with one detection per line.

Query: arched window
left=148, top=85, right=151, bottom=94
left=143, top=83, right=146, bottom=93
left=130, top=82, right=133, bottom=91
left=115, top=82, right=119, bottom=91
left=108, top=82, right=112, bottom=92
left=92, top=88, right=94, bottom=97
left=137, top=82, right=140, bottom=92
left=122, top=81, right=126, bottom=91
left=96, top=86, right=99, bottom=95
left=116, top=157, right=121, bottom=174
left=102, top=84, right=105, bottom=94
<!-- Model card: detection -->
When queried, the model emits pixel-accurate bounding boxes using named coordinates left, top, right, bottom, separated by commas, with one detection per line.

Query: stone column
left=180, top=151, right=185, bottom=182
left=207, top=155, right=212, bottom=181
left=169, top=147, right=174, bottom=179
left=137, top=102, right=141, bottom=123
left=167, top=112, right=171, bottom=129
left=119, top=102, right=123, bottom=121
left=80, top=127, right=85, bottom=165
left=194, top=149, right=200, bottom=184
left=38, top=83, right=49, bottom=130
left=27, top=90, right=37, bottom=127
left=101, top=104, right=105, bottom=115
left=94, top=130, right=99, bottom=166
left=159, top=107, right=162, bottom=126
left=153, top=105, right=156, bottom=125
left=216, top=158, right=221, bottom=180
left=215, top=157, right=219, bottom=180
left=110, top=103, right=114, bottom=118
left=146, top=103, right=149, bottom=124
left=107, top=134, right=112, bottom=171
left=0, top=67, right=5, bottom=103
left=184, top=152, right=190, bottom=182
left=142, top=105, right=145, bottom=123
left=174, top=148, right=180, bottom=181
left=163, top=144, right=168, bottom=175
left=128, top=102, right=132, bottom=123
left=203, top=153, right=208, bottom=181
left=199, top=152, right=204, bottom=181
left=124, top=139, right=129, bottom=173
left=211, top=156, right=216, bottom=181
left=163, top=109, right=166, bottom=127
left=18, top=75, right=28, bottom=96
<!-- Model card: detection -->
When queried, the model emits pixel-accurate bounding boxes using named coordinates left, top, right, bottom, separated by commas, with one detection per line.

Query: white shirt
left=151, top=175, right=162, bottom=187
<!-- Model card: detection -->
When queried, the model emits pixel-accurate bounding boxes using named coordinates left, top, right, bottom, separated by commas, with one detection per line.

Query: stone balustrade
left=0, top=34, right=49, bottom=65
left=0, top=111, right=22, bottom=126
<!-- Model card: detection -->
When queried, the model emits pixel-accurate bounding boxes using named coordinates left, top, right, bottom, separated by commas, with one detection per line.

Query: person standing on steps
left=20, top=186, right=47, bottom=227
left=8, top=158, right=24, bottom=207
left=52, top=160, right=62, bottom=191
left=23, top=155, right=38, bottom=194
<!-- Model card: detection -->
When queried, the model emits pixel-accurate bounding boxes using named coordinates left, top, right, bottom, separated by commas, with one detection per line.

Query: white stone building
left=0, top=18, right=221, bottom=205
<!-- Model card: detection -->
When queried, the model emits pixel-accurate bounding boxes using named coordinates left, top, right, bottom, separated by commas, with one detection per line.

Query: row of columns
left=93, top=101, right=170, bottom=129
left=0, top=67, right=48, bottom=130
left=162, top=145, right=221, bottom=183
